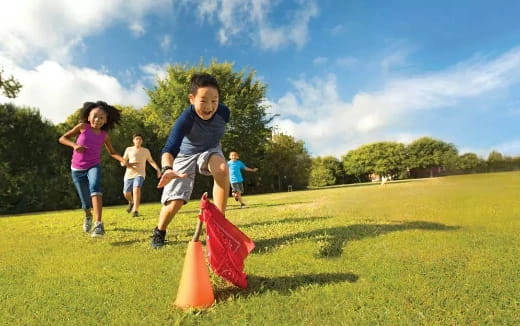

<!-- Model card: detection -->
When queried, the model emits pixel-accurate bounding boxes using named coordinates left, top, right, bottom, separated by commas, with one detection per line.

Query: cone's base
left=173, top=241, right=215, bottom=309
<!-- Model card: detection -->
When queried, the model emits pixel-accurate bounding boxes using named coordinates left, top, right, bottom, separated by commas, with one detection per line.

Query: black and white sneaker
left=91, top=222, right=105, bottom=238
left=151, top=227, right=166, bottom=249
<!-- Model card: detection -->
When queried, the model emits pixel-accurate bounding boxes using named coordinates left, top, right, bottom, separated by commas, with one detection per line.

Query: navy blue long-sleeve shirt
left=161, top=103, right=230, bottom=157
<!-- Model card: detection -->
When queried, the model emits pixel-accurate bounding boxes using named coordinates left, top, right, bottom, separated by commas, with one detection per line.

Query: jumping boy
left=228, top=151, right=258, bottom=208
left=122, top=134, right=161, bottom=217
left=151, top=73, right=230, bottom=249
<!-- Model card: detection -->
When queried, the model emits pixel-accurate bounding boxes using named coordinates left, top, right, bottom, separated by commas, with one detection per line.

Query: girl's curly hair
left=79, top=101, right=121, bottom=131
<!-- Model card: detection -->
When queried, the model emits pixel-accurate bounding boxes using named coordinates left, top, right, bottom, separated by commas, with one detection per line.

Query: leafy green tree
left=0, top=67, right=22, bottom=98
left=309, top=156, right=344, bottom=187
left=342, top=149, right=370, bottom=183
left=342, top=142, right=408, bottom=182
left=261, top=134, right=312, bottom=191
left=309, top=158, right=335, bottom=187
left=407, top=137, right=458, bottom=177
left=457, top=153, right=484, bottom=173
left=0, top=103, right=74, bottom=213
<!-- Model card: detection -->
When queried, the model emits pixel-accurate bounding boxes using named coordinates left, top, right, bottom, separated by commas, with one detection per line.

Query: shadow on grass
left=238, top=216, right=332, bottom=229
left=253, top=220, right=460, bottom=258
left=214, top=272, right=359, bottom=301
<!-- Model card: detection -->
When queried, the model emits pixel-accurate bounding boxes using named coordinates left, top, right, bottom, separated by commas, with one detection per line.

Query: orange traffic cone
left=173, top=232, right=215, bottom=309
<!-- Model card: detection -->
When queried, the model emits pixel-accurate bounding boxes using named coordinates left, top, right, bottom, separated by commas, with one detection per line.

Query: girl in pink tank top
left=59, top=101, right=137, bottom=238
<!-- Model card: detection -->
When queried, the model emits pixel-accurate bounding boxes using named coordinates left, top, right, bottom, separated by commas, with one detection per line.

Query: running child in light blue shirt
left=228, top=151, right=258, bottom=208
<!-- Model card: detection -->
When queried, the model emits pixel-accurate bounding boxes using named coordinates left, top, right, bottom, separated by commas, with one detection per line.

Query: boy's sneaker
left=151, top=227, right=166, bottom=249
left=126, top=202, right=134, bottom=213
left=240, top=203, right=246, bottom=209
left=83, top=216, right=93, bottom=233
left=132, top=211, right=139, bottom=218
left=91, top=222, right=105, bottom=238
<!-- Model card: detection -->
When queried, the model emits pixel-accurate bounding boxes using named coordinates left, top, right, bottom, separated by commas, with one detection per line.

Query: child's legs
left=71, top=169, right=93, bottom=213
left=157, top=199, right=184, bottom=231
left=123, top=178, right=134, bottom=203
left=235, top=183, right=245, bottom=204
left=87, top=165, right=103, bottom=222
left=157, top=154, right=197, bottom=230
left=231, top=182, right=244, bottom=203
left=207, top=154, right=229, bottom=213
left=132, top=177, right=145, bottom=212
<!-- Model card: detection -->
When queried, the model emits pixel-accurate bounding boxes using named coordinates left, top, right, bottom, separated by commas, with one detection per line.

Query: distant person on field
left=151, top=73, right=230, bottom=249
left=228, top=151, right=258, bottom=208
left=122, top=134, right=161, bottom=217
left=59, top=101, right=136, bottom=238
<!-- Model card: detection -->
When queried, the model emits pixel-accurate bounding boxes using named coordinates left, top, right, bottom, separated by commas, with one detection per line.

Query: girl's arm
left=59, top=123, right=86, bottom=152
left=104, top=135, right=133, bottom=167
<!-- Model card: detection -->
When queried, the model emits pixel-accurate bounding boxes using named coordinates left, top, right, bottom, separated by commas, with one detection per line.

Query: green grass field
left=1, top=172, right=519, bottom=325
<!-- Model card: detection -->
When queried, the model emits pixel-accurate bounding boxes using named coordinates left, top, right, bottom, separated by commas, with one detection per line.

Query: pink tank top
left=71, top=124, right=107, bottom=169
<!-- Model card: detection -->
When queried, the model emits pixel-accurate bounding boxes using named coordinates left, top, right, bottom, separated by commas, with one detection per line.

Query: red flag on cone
left=198, top=194, right=255, bottom=289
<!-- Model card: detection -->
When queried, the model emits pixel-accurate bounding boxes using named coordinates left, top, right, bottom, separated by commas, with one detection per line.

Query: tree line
left=1, top=61, right=518, bottom=214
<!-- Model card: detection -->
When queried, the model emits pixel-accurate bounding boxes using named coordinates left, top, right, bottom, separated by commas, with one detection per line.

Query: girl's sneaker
left=83, top=216, right=93, bottom=232
left=91, top=222, right=105, bottom=238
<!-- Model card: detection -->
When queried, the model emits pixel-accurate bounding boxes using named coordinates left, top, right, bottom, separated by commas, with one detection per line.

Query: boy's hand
left=253, top=168, right=259, bottom=172
left=157, top=170, right=188, bottom=188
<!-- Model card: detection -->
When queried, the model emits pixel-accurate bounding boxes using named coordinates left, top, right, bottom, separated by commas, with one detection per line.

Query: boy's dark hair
left=189, top=73, right=220, bottom=95
left=79, top=101, right=121, bottom=131
left=132, top=133, right=143, bottom=139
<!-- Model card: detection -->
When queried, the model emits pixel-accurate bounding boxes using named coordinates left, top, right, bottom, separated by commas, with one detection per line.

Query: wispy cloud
left=159, top=35, right=172, bottom=51
left=313, top=57, right=328, bottom=65
left=194, top=0, right=318, bottom=50
left=268, top=47, right=520, bottom=157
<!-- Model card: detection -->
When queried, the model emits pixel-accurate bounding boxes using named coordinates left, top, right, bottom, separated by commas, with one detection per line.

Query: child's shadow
left=215, top=272, right=359, bottom=302
left=254, top=220, right=460, bottom=257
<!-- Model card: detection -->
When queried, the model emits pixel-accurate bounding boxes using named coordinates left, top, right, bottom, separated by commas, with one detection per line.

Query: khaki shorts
left=161, top=147, right=224, bottom=204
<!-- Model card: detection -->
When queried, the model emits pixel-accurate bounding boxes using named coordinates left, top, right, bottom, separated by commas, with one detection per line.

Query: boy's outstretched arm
left=157, top=152, right=187, bottom=188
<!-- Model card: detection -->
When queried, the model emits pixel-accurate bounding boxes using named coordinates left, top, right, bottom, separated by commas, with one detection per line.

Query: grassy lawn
left=1, top=172, right=519, bottom=325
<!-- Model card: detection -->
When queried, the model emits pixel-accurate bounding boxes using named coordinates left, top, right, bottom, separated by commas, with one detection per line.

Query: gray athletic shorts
left=231, top=182, right=244, bottom=194
left=161, top=147, right=224, bottom=204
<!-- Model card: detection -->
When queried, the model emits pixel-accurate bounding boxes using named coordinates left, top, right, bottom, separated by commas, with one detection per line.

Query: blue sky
left=1, top=0, right=519, bottom=158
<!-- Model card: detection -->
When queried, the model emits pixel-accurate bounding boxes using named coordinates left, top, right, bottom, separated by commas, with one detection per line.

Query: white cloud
left=159, top=35, right=172, bottom=51
left=268, top=47, right=520, bottom=157
left=0, top=57, right=148, bottom=124
left=194, top=0, right=318, bottom=50
left=0, top=0, right=171, bottom=64
left=140, top=63, right=169, bottom=82
left=313, top=57, right=328, bottom=65
left=129, top=22, right=146, bottom=37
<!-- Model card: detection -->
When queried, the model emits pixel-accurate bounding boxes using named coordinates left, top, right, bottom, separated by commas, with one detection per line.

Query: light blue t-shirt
left=228, top=160, right=246, bottom=183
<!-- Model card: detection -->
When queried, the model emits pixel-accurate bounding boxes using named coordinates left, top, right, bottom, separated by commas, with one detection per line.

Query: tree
left=144, top=60, right=271, bottom=198
left=0, top=67, right=22, bottom=98
left=407, top=137, right=458, bottom=177
left=309, top=156, right=344, bottom=187
left=309, top=158, right=336, bottom=187
left=0, top=103, right=74, bottom=213
left=262, top=133, right=312, bottom=191
left=342, top=142, right=408, bottom=182
left=457, top=153, right=483, bottom=173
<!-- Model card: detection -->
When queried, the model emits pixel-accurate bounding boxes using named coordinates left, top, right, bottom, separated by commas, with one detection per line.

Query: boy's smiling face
left=189, top=86, right=219, bottom=120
